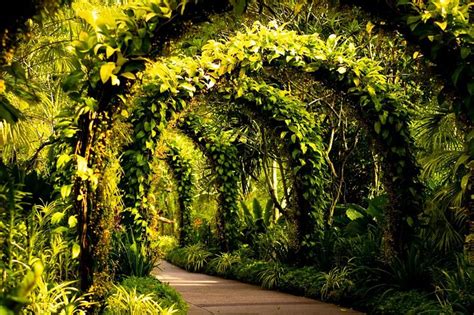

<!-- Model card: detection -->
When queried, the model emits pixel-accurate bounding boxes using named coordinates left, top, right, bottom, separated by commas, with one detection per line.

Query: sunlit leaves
left=100, top=62, right=118, bottom=85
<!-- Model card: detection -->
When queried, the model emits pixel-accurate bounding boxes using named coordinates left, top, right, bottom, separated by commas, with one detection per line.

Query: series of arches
left=119, top=22, right=422, bottom=258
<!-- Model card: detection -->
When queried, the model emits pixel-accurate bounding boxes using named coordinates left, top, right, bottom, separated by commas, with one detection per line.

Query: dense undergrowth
left=165, top=235, right=473, bottom=314
left=1, top=0, right=473, bottom=314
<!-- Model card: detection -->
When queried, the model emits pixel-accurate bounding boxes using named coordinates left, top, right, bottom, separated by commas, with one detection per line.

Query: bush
left=254, top=224, right=291, bottom=262
left=370, top=290, right=441, bottom=315
left=280, top=266, right=325, bottom=297
left=257, top=262, right=287, bottom=289
left=103, top=285, right=179, bottom=315
left=208, top=252, right=241, bottom=276
left=111, top=232, right=159, bottom=278
left=153, top=236, right=179, bottom=258
left=166, top=243, right=212, bottom=272
left=435, top=256, right=474, bottom=314
left=229, top=259, right=268, bottom=284
left=319, top=266, right=354, bottom=302
left=120, top=276, right=188, bottom=314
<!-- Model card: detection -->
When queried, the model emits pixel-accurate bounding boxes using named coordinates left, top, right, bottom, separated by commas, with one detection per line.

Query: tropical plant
left=112, top=232, right=159, bottom=278
left=435, top=255, right=474, bottom=313
left=257, top=262, right=286, bottom=289
left=209, top=252, right=241, bottom=275
left=120, top=276, right=188, bottom=314
left=319, top=266, right=354, bottom=302
left=104, top=285, right=178, bottom=315
left=153, top=236, right=179, bottom=258
left=26, top=280, right=93, bottom=314
left=181, top=243, right=213, bottom=272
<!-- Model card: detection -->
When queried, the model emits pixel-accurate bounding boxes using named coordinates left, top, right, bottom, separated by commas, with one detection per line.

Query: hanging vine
left=219, top=76, right=328, bottom=253
left=53, top=0, right=211, bottom=291
left=166, top=143, right=194, bottom=246
left=178, top=114, right=241, bottom=252
left=123, top=21, right=422, bottom=258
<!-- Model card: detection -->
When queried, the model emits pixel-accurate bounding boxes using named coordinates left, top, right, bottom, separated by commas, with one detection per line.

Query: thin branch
left=25, top=138, right=59, bottom=170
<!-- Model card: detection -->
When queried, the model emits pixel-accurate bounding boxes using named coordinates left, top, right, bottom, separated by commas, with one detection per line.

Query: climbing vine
left=178, top=114, right=241, bottom=251
left=119, top=55, right=207, bottom=237
left=220, top=76, right=328, bottom=252
left=166, top=143, right=194, bottom=246
left=53, top=0, right=208, bottom=290
left=123, top=22, right=422, bottom=258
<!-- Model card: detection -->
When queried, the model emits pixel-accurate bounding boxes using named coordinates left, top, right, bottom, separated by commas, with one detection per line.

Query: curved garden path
left=153, top=261, right=363, bottom=315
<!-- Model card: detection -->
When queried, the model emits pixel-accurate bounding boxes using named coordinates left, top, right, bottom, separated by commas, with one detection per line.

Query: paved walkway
left=152, top=260, right=362, bottom=315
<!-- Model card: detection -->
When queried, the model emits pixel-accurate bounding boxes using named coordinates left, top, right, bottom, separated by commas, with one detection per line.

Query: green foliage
left=370, top=290, right=440, bottom=315
left=0, top=168, right=88, bottom=313
left=398, top=0, right=473, bottom=120
left=111, top=232, right=159, bottom=278
left=167, top=243, right=212, bottom=272
left=208, top=252, right=241, bottom=275
left=153, top=236, right=179, bottom=258
left=166, top=144, right=194, bottom=246
left=122, top=19, right=423, bottom=256
left=319, top=266, right=354, bottom=302
left=25, top=280, right=93, bottom=314
left=3, top=1, right=473, bottom=314
left=257, top=262, right=286, bottom=289
left=279, top=266, right=325, bottom=297
left=435, top=255, right=474, bottom=313
left=104, top=285, right=178, bottom=315
left=254, top=224, right=291, bottom=262
left=179, top=114, right=241, bottom=251
left=120, top=276, right=188, bottom=314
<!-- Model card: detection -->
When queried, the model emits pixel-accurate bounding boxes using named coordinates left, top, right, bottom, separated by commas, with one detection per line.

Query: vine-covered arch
left=178, top=114, right=241, bottom=252
left=165, top=143, right=194, bottom=246
left=121, top=22, right=422, bottom=258
left=217, top=76, right=329, bottom=252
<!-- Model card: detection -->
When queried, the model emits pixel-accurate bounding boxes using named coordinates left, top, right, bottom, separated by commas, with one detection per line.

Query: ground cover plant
left=0, top=0, right=473, bottom=313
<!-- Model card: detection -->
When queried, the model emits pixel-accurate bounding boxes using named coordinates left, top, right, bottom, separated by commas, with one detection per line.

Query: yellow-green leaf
left=60, top=185, right=72, bottom=199
left=106, top=46, right=116, bottom=58
left=120, top=72, right=136, bottom=80
left=374, top=121, right=381, bottom=134
left=68, top=216, right=78, bottom=228
left=366, top=21, right=375, bottom=34
left=110, top=74, right=120, bottom=86
left=100, top=62, right=116, bottom=84
left=72, top=243, right=80, bottom=259
left=434, top=21, right=448, bottom=31
left=51, top=212, right=65, bottom=224
left=145, top=12, right=157, bottom=21
left=57, top=154, right=71, bottom=169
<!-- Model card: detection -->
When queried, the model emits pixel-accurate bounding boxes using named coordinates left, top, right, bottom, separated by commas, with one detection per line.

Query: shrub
left=231, top=260, right=269, bottom=284
left=208, top=252, right=241, bottom=276
left=104, top=285, right=178, bottom=315
left=258, top=262, right=287, bottom=289
left=370, top=290, right=441, bottom=315
left=279, top=266, right=325, bottom=297
left=111, top=232, right=159, bottom=278
left=319, top=266, right=354, bottom=302
left=26, top=280, right=93, bottom=314
left=435, top=256, right=474, bottom=314
left=166, top=247, right=187, bottom=268
left=182, top=244, right=212, bottom=272
left=254, top=224, right=290, bottom=262
left=166, top=243, right=212, bottom=272
left=153, top=236, right=179, bottom=258
left=120, top=276, right=188, bottom=313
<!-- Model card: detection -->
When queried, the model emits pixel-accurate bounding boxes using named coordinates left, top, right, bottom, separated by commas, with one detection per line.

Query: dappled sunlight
left=1, top=0, right=472, bottom=314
